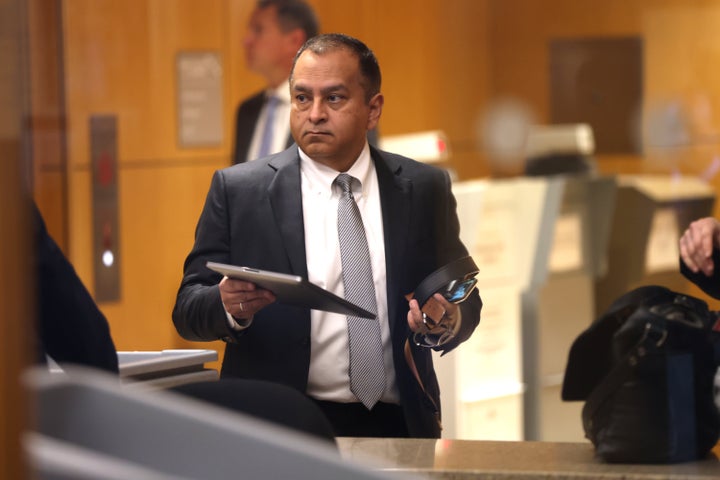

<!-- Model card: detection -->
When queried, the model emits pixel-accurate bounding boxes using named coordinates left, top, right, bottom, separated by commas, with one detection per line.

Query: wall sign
left=176, top=51, right=223, bottom=147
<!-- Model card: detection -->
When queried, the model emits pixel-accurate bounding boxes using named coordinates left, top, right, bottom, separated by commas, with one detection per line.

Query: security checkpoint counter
left=337, top=437, right=720, bottom=480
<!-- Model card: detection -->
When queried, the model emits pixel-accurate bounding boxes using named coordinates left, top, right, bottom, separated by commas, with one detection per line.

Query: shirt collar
left=299, top=142, right=373, bottom=197
left=267, top=79, right=290, bottom=104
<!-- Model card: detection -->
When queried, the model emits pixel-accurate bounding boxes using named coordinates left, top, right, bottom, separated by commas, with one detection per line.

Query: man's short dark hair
left=290, top=33, right=382, bottom=103
left=258, top=0, right=319, bottom=41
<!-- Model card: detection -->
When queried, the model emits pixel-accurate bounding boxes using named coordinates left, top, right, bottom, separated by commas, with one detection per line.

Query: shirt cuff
left=225, top=309, right=253, bottom=331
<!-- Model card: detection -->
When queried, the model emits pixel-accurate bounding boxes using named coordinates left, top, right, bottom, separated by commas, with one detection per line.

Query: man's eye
left=295, top=94, right=307, bottom=103
left=328, top=95, right=342, bottom=103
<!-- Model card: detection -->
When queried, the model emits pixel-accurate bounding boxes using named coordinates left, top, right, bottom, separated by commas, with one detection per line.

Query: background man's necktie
left=335, top=173, right=385, bottom=409
left=256, top=95, right=279, bottom=159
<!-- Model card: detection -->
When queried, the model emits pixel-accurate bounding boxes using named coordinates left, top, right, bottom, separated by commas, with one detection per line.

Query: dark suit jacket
left=34, top=203, right=119, bottom=373
left=173, top=145, right=482, bottom=437
left=680, top=249, right=720, bottom=299
left=232, top=90, right=380, bottom=165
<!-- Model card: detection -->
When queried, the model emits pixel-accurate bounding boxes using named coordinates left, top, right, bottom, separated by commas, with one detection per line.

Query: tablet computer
left=206, top=261, right=375, bottom=319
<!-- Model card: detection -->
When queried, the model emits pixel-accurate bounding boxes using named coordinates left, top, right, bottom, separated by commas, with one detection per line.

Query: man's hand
left=219, top=276, right=276, bottom=319
left=407, top=293, right=459, bottom=335
left=679, top=217, right=720, bottom=277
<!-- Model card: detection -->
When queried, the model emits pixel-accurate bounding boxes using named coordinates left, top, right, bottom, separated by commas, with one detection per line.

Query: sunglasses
left=442, top=276, right=478, bottom=303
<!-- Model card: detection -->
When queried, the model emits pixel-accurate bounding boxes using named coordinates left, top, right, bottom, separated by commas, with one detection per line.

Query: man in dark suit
left=174, top=33, right=482, bottom=438
left=232, top=0, right=318, bottom=165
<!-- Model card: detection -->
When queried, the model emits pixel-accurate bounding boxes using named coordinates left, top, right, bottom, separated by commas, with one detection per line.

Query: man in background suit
left=232, top=0, right=319, bottom=165
left=174, top=33, right=482, bottom=438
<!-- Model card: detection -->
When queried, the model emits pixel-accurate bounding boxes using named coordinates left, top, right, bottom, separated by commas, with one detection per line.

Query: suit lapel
left=373, top=149, right=412, bottom=338
left=235, top=92, right=265, bottom=164
left=267, top=148, right=308, bottom=278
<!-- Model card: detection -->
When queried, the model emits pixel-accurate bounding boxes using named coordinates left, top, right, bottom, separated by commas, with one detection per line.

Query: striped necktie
left=256, top=95, right=279, bottom=159
left=335, top=173, right=385, bottom=409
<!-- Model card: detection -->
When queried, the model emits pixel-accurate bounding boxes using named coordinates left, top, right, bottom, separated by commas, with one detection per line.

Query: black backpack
left=562, top=285, right=720, bottom=463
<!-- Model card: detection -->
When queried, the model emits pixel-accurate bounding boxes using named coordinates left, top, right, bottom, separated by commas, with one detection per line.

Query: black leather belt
left=412, top=255, right=479, bottom=325
left=413, top=255, right=479, bottom=305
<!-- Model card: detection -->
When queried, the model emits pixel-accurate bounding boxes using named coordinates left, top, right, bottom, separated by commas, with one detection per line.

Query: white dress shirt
left=246, top=80, right=291, bottom=162
left=300, top=144, right=400, bottom=405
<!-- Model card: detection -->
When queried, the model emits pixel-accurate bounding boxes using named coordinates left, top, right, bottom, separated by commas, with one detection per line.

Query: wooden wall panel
left=489, top=0, right=720, bottom=316
left=61, top=1, right=232, bottom=367
left=642, top=4, right=720, bottom=179
left=0, top=147, right=32, bottom=478
left=29, top=0, right=67, bottom=249
left=1, top=0, right=32, bottom=475
left=488, top=0, right=643, bottom=121
left=102, top=162, right=224, bottom=352
left=63, top=0, right=230, bottom=165
left=488, top=0, right=720, bottom=216
left=27, top=1, right=66, bottom=252
left=314, top=0, right=491, bottom=179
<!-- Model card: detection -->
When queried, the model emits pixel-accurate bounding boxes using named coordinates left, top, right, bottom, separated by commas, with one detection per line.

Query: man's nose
left=308, top=99, right=327, bottom=123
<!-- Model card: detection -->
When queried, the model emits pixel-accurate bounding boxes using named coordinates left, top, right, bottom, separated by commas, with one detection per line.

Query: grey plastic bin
left=24, top=366, right=413, bottom=480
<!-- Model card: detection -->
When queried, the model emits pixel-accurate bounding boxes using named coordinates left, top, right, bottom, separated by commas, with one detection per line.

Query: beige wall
left=29, top=0, right=720, bottom=362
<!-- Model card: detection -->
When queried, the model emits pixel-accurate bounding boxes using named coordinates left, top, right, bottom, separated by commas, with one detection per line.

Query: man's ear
left=367, top=93, right=384, bottom=131
left=287, top=29, right=306, bottom=52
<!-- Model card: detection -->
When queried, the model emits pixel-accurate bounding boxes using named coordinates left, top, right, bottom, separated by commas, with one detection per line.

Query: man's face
left=290, top=49, right=383, bottom=171
left=243, top=6, right=297, bottom=78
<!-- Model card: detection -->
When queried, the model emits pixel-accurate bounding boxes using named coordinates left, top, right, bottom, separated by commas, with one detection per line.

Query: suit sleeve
left=35, top=204, right=119, bottom=373
left=680, top=249, right=720, bottom=299
left=172, top=171, right=240, bottom=342
left=433, top=170, right=482, bottom=355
